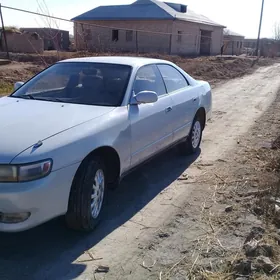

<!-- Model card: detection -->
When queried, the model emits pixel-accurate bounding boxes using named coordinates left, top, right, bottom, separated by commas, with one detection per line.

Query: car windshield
left=11, top=62, right=132, bottom=106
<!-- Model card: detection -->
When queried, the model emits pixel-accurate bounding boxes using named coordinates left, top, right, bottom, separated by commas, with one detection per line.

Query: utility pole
left=0, top=3, right=9, bottom=59
left=255, top=0, right=265, bottom=57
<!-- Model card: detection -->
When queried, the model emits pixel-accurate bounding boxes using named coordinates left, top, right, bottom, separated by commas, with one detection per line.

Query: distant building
left=244, top=38, right=280, bottom=57
left=222, top=29, right=244, bottom=56
left=72, top=0, right=225, bottom=56
left=0, top=28, right=44, bottom=54
left=20, top=28, right=70, bottom=51
left=243, top=39, right=257, bottom=50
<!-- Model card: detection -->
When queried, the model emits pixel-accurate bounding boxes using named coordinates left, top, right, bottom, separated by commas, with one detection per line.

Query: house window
left=237, top=41, right=239, bottom=48
left=240, top=42, right=243, bottom=48
left=112, top=30, right=119, bottom=42
left=126, top=30, right=133, bottom=42
left=84, top=29, right=92, bottom=40
left=177, top=31, right=182, bottom=43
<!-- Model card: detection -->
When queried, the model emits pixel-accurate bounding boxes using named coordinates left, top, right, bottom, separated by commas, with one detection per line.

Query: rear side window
left=157, top=64, right=188, bottom=93
left=133, top=65, right=167, bottom=96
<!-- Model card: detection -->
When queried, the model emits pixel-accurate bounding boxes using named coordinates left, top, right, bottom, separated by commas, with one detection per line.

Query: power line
left=2, top=5, right=70, bottom=23
left=0, top=5, right=179, bottom=35
left=1, top=5, right=245, bottom=47
left=1, top=4, right=241, bottom=42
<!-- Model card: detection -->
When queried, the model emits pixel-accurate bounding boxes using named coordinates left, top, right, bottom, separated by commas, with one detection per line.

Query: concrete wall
left=21, top=28, right=70, bottom=51
left=1, top=32, right=44, bottom=54
left=261, top=40, right=280, bottom=57
left=223, top=35, right=244, bottom=55
left=74, top=19, right=223, bottom=56
left=243, top=39, right=280, bottom=57
left=74, top=20, right=173, bottom=53
left=171, top=20, right=223, bottom=55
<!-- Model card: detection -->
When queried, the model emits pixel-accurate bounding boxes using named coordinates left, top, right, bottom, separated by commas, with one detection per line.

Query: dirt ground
left=0, top=61, right=280, bottom=280
left=0, top=51, right=275, bottom=95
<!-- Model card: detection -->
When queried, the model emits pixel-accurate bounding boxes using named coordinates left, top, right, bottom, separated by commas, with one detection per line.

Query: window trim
left=156, top=63, right=190, bottom=94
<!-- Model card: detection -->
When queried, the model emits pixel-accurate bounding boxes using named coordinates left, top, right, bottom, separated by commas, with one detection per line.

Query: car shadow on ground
left=0, top=147, right=200, bottom=280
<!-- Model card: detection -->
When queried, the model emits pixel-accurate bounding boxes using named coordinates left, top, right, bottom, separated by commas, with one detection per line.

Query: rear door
left=129, top=65, right=174, bottom=167
left=157, top=64, right=199, bottom=143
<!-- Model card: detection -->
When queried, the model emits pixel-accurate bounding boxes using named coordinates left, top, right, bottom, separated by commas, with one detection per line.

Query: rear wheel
left=179, top=115, right=203, bottom=155
left=66, top=156, right=106, bottom=231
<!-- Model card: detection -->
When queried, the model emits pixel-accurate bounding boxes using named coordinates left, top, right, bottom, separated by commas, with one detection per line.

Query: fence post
left=135, top=30, right=138, bottom=54
left=169, top=33, right=172, bottom=55
left=0, top=4, right=9, bottom=59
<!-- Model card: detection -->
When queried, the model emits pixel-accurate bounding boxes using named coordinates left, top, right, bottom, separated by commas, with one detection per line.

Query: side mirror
left=133, top=91, right=158, bottom=104
left=14, top=82, right=24, bottom=91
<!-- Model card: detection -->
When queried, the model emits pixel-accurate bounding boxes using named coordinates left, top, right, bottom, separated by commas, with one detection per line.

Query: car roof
left=59, top=56, right=171, bottom=68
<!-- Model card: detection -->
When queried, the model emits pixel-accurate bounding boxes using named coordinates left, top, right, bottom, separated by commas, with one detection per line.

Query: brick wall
left=20, top=28, right=70, bottom=51
left=74, top=20, right=173, bottom=53
left=171, top=21, right=223, bottom=55
left=74, top=19, right=223, bottom=56
left=2, top=32, right=44, bottom=54
left=223, top=35, right=244, bottom=55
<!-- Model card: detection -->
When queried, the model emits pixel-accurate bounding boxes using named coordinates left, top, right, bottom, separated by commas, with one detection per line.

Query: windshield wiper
left=15, top=95, right=65, bottom=102
left=17, top=94, right=37, bottom=100
left=35, top=97, right=66, bottom=102
left=22, top=96, right=67, bottom=103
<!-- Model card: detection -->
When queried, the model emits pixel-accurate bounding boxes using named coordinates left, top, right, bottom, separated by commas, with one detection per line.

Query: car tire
left=65, top=156, right=106, bottom=231
left=179, top=115, right=203, bottom=155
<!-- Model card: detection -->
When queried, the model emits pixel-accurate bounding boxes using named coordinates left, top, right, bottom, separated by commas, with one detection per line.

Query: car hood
left=0, top=97, right=115, bottom=163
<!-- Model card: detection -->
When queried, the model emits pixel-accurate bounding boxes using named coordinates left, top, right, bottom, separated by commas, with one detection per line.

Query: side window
left=133, top=65, right=167, bottom=96
left=157, top=64, right=188, bottom=93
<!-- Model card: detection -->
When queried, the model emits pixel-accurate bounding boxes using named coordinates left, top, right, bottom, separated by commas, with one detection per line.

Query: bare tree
left=273, top=21, right=280, bottom=41
left=35, top=0, right=62, bottom=60
left=223, top=28, right=231, bottom=36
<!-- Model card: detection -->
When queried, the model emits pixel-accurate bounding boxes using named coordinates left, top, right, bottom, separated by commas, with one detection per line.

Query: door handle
left=165, top=106, right=173, bottom=113
left=192, top=98, right=197, bottom=102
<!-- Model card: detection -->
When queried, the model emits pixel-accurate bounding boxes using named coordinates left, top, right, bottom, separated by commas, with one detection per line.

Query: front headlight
left=0, top=159, right=52, bottom=182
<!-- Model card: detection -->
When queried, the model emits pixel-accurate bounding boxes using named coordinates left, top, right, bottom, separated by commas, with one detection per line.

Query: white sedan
left=0, top=57, right=212, bottom=232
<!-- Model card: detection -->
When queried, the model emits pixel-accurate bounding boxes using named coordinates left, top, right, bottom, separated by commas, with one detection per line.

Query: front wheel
left=66, top=156, right=106, bottom=231
left=179, top=116, right=203, bottom=155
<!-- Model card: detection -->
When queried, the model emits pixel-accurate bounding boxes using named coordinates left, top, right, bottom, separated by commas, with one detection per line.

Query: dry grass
left=0, top=51, right=276, bottom=98
left=174, top=90, right=280, bottom=280
left=0, top=83, right=13, bottom=95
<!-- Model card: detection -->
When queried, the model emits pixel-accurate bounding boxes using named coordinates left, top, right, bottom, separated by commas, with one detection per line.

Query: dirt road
left=0, top=63, right=280, bottom=280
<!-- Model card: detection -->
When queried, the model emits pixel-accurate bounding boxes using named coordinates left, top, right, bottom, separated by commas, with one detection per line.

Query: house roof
left=223, top=29, right=244, bottom=37
left=72, top=0, right=225, bottom=28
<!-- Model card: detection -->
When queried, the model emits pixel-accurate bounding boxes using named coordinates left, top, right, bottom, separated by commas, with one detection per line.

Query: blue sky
left=1, top=0, right=279, bottom=38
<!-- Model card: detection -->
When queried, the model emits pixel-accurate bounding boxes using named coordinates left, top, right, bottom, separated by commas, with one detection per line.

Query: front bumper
left=0, top=163, right=79, bottom=232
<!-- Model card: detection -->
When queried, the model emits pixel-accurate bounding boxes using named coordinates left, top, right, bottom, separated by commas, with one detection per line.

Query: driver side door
left=129, top=64, right=174, bottom=168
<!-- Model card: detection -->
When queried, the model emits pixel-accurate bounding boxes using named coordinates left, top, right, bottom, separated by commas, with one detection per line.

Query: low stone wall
left=1, top=32, right=44, bottom=54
